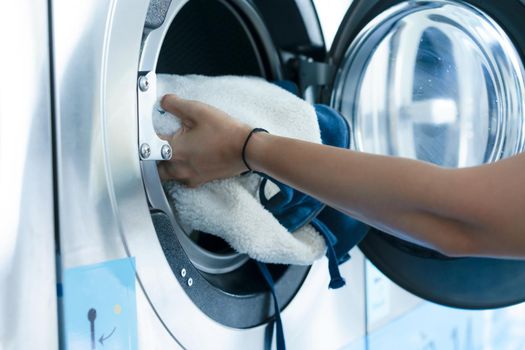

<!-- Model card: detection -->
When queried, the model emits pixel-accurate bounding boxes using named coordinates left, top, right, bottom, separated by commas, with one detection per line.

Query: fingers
left=157, top=162, right=173, bottom=181
left=161, top=94, right=202, bottom=125
left=157, top=133, right=170, bottom=141
left=157, top=162, right=201, bottom=188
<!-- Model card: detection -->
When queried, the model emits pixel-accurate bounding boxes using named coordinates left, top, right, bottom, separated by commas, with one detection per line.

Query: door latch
left=137, top=71, right=172, bottom=161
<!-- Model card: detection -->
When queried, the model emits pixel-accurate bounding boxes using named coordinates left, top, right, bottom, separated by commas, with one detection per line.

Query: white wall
left=312, top=0, right=354, bottom=48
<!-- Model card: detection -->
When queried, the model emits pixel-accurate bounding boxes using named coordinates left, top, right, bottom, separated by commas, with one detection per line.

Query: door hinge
left=290, top=57, right=336, bottom=93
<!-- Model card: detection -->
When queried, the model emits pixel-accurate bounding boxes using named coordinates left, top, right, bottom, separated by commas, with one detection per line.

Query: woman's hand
left=157, top=94, right=252, bottom=187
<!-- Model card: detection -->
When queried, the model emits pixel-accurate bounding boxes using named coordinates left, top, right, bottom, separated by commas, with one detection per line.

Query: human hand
left=157, top=94, right=252, bottom=187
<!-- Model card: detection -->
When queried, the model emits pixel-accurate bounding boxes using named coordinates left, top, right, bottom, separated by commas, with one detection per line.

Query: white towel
left=153, top=74, right=326, bottom=265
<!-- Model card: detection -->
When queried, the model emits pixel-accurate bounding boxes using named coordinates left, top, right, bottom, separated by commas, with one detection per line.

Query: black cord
left=241, top=128, right=269, bottom=174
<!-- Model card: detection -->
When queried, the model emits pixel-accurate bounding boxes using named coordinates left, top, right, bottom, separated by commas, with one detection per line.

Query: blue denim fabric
left=257, top=99, right=369, bottom=288
left=257, top=82, right=370, bottom=350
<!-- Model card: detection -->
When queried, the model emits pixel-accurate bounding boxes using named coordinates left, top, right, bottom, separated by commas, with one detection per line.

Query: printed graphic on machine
left=62, top=257, right=138, bottom=349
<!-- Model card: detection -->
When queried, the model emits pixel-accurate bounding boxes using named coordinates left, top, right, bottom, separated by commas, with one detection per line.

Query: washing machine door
left=326, top=0, right=525, bottom=309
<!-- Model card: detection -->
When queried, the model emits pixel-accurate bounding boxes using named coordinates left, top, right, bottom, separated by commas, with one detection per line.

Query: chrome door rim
left=331, top=0, right=525, bottom=167
left=139, top=0, right=282, bottom=275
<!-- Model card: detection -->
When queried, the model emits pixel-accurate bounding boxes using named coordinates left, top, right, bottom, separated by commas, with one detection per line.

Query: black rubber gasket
left=152, top=211, right=309, bottom=329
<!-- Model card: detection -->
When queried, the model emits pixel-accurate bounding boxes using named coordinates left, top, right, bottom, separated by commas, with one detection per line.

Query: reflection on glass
left=333, top=0, right=525, bottom=167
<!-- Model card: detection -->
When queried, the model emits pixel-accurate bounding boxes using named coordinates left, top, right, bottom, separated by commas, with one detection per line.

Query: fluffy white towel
left=153, top=74, right=326, bottom=265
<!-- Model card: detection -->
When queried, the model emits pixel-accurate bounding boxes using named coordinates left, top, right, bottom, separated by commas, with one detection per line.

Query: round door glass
left=332, top=0, right=525, bottom=167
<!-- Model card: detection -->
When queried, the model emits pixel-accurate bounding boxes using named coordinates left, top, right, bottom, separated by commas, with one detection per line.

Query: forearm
left=246, top=132, right=482, bottom=256
left=159, top=94, right=525, bottom=258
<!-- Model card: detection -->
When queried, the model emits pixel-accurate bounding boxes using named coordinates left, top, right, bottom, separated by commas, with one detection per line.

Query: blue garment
left=257, top=103, right=369, bottom=287
left=256, top=82, right=370, bottom=350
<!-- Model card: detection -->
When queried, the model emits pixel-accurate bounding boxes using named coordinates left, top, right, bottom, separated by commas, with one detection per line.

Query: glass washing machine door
left=254, top=0, right=525, bottom=310
left=320, top=0, right=525, bottom=309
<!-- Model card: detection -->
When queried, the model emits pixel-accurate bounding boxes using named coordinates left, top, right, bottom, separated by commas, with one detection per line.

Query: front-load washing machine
left=52, top=0, right=365, bottom=349
left=46, top=0, right=525, bottom=349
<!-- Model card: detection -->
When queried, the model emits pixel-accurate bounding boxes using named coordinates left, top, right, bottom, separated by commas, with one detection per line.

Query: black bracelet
left=241, top=128, right=269, bottom=174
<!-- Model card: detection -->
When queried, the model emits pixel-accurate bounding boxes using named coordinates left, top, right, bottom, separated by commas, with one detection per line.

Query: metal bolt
left=181, top=268, right=186, bottom=278
left=161, top=144, right=172, bottom=160
left=187, top=278, right=193, bottom=287
left=138, top=76, right=149, bottom=91
left=140, top=143, right=151, bottom=159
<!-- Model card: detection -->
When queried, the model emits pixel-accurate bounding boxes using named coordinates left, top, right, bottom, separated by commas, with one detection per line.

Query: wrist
left=244, top=130, right=270, bottom=173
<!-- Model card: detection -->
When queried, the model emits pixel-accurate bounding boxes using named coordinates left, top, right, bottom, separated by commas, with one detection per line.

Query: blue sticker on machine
left=63, top=257, right=137, bottom=350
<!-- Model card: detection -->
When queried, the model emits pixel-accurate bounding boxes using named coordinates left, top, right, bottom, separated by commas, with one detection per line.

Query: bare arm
left=158, top=94, right=525, bottom=258
left=246, top=132, right=525, bottom=257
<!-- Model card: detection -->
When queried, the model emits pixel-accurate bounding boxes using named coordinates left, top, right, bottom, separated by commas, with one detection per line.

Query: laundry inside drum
left=146, top=0, right=309, bottom=318
left=155, top=0, right=268, bottom=275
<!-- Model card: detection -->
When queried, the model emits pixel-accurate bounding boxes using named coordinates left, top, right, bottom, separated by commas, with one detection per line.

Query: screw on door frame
left=138, top=75, right=149, bottom=91
left=140, top=143, right=151, bottom=159
left=161, top=144, right=172, bottom=160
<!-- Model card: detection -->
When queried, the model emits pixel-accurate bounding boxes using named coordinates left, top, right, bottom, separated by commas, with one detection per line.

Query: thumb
left=157, top=161, right=173, bottom=181
left=161, top=94, right=200, bottom=125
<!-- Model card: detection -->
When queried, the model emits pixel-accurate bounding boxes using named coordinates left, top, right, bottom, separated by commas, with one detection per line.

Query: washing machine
left=4, top=0, right=525, bottom=349
left=52, top=0, right=366, bottom=349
